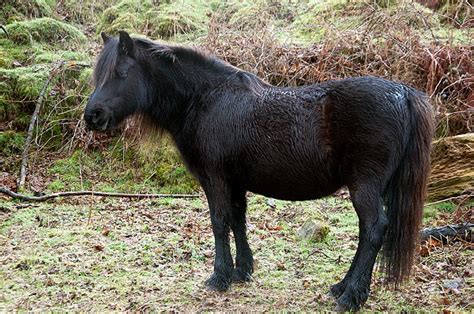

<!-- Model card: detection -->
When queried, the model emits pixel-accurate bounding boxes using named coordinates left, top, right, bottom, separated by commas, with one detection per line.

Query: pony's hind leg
left=329, top=243, right=360, bottom=298
left=230, top=192, right=253, bottom=282
left=334, top=183, right=388, bottom=311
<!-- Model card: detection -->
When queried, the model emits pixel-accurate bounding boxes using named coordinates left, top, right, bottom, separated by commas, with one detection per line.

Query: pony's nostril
left=93, top=108, right=103, bottom=117
left=91, top=108, right=104, bottom=123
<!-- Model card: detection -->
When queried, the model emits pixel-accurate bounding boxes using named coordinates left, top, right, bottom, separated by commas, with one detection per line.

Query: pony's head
left=84, top=31, right=150, bottom=131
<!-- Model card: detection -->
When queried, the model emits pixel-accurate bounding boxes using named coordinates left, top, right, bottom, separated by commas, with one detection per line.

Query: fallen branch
left=0, top=187, right=200, bottom=202
left=18, top=61, right=65, bottom=189
left=420, top=223, right=473, bottom=243
left=424, top=194, right=472, bottom=207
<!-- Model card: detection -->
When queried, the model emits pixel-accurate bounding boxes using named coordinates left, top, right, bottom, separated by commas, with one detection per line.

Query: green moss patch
left=7, top=17, right=86, bottom=47
left=97, top=0, right=155, bottom=35
left=149, top=0, right=218, bottom=39
left=97, top=0, right=218, bottom=40
left=0, top=65, right=50, bottom=99
left=46, top=139, right=199, bottom=194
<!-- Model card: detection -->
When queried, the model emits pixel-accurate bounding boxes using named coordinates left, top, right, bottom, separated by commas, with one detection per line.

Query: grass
left=1, top=196, right=471, bottom=311
left=423, top=201, right=457, bottom=224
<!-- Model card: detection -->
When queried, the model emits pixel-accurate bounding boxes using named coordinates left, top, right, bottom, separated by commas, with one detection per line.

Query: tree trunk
left=427, top=133, right=474, bottom=202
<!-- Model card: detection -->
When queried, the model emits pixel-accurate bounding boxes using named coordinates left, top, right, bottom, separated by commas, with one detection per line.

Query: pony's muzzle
left=84, top=107, right=111, bottom=131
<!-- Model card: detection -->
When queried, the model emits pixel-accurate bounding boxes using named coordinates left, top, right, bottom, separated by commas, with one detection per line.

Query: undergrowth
left=1, top=0, right=472, bottom=193
left=45, top=137, right=198, bottom=194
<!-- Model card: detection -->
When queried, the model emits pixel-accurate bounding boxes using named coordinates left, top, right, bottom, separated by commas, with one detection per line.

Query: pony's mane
left=93, top=36, right=269, bottom=92
left=93, top=38, right=119, bottom=88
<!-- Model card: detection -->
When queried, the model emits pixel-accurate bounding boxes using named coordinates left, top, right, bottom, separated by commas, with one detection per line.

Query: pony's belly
left=245, top=174, right=341, bottom=201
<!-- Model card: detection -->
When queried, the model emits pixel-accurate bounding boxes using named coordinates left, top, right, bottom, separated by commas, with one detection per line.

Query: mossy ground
left=1, top=196, right=471, bottom=311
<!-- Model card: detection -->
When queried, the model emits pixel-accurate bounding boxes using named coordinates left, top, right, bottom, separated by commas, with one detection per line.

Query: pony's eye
left=116, top=69, right=127, bottom=79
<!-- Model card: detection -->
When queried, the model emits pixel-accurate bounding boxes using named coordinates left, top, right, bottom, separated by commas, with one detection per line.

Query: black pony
left=84, top=31, right=434, bottom=311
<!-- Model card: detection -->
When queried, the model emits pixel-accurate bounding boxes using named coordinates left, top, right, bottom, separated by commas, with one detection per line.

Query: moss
left=149, top=0, right=218, bottom=39
left=97, top=0, right=217, bottom=40
left=78, top=68, right=93, bottom=87
left=284, top=0, right=470, bottom=47
left=140, top=140, right=198, bottom=193
left=0, top=131, right=26, bottom=155
left=288, top=0, right=365, bottom=44
left=423, top=201, right=457, bottom=224
left=105, top=137, right=199, bottom=193
left=0, top=40, right=91, bottom=122
left=431, top=28, right=472, bottom=45
left=97, top=0, right=155, bottom=35
left=34, top=49, right=89, bottom=63
left=0, top=81, right=14, bottom=118
left=46, top=141, right=199, bottom=193
left=47, top=179, right=66, bottom=191
left=0, top=38, right=34, bottom=68
left=47, top=150, right=97, bottom=191
left=7, top=17, right=87, bottom=47
left=224, top=0, right=294, bottom=30
left=60, top=0, right=108, bottom=25
left=0, top=65, right=50, bottom=99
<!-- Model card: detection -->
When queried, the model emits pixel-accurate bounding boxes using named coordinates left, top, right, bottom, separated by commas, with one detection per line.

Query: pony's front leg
left=204, top=185, right=234, bottom=291
left=230, top=192, right=253, bottom=283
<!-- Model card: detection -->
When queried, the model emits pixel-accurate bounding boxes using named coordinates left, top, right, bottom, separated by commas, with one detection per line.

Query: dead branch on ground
left=0, top=187, right=200, bottom=202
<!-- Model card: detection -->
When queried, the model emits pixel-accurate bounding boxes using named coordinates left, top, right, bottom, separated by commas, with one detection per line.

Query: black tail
left=382, top=88, right=434, bottom=284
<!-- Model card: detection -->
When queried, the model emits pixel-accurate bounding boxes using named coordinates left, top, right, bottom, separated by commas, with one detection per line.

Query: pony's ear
left=100, top=32, right=110, bottom=44
left=118, top=31, right=135, bottom=57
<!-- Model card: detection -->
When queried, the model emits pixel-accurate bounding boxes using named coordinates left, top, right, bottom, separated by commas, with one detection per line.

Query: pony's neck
left=143, top=49, right=239, bottom=133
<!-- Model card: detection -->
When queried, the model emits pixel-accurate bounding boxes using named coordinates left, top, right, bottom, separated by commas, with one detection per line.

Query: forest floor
left=1, top=194, right=472, bottom=311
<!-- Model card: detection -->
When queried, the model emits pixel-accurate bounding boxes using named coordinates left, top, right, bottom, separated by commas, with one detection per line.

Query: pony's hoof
left=330, top=281, right=346, bottom=299
left=232, top=268, right=252, bottom=283
left=335, top=297, right=360, bottom=313
left=205, top=273, right=231, bottom=292
left=335, top=286, right=368, bottom=312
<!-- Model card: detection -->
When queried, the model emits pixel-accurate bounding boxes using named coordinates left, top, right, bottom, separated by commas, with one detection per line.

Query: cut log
left=427, top=133, right=474, bottom=201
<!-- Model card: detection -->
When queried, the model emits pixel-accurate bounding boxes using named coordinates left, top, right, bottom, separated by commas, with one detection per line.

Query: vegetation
left=1, top=0, right=471, bottom=195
